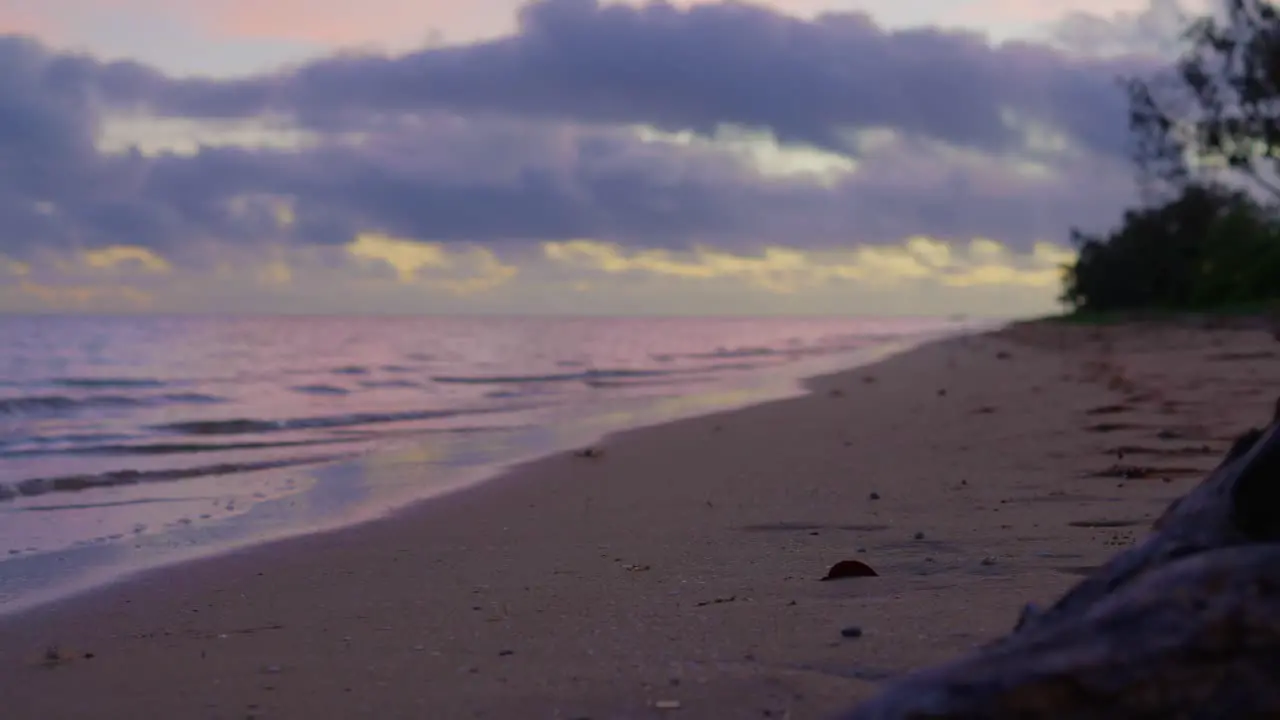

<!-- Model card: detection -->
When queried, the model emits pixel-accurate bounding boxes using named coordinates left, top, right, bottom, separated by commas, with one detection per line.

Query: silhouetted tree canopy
left=1063, top=0, right=1280, bottom=314
left=1062, top=183, right=1280, bottom=312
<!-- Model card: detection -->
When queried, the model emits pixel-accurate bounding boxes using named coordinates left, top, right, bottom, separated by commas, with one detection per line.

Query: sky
left=0, top=0, right=1202, bottom=315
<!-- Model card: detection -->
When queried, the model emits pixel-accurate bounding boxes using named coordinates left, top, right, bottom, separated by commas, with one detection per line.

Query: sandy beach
left=3, top=320, right=1278, bottom=719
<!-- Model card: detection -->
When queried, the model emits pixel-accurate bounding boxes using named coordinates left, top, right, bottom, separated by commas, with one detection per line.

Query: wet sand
left=2, top=321, right=1278, bottom=719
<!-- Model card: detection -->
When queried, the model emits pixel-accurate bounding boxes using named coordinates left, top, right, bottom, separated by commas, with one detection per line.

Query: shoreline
left=6, top=321, right=1274, bottom=718
left=0, top=330, right=963, bottom=620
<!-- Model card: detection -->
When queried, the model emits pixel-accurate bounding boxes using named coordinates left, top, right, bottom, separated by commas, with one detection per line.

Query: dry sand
left=2, top=321, right=1279, bottom=719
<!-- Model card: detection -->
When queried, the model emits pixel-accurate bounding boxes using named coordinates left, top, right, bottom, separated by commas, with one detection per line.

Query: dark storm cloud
left=0, top=0, right=1160, bottom=264
left=117, top=0, right=1155, bottom=159
left=131, top=125, right=775, bottom=248
left=0, top=36, right=109, bottom=254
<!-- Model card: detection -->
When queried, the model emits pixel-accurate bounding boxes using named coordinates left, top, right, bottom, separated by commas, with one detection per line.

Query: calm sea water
left=0, top=314, right=982, bottom=612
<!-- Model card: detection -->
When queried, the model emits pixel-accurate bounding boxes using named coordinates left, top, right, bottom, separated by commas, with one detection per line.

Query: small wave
left=380, top=364, right=417, bottom=373
left=152, top=405, right=520, bottom=436
left=685, top=346, right=779, bottom=360
left=162, top=392, right=225, bottom=404
left=152, top=419, right=274, bottom=435
left=584, top=376, right=706, bottom=389
left=6, top=432, right=137, bottom=447
left=359, top=380, right=421, bottom=389
left=0, top=395, right=139, bottom=414
left=49, top=377, right=167, bottom=389
left=0, top=454, right=351, bottom=502
left=433, top=368, right=670, bottom=385
left=332, top=365, right=369, bottom=375
left=699, top=361, right=776, bottom=374
left=290, top=384, right=350, bottom=396
left=1, top=436, right=359, bottom=458
left=0, top=392, right=227, bottom=415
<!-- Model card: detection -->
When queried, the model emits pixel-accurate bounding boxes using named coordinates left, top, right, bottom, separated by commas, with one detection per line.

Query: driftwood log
left=842, top=397, right=1280, bottom=719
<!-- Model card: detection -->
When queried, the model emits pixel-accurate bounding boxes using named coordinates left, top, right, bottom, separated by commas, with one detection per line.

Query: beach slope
left=3, top=322, right=1277, bottom=719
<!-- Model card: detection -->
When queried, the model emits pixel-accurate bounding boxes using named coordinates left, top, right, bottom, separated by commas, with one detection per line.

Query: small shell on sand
left=821, top=560, right=878, bottom=580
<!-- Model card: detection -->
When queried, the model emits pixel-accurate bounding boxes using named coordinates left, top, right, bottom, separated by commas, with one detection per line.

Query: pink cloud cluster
left=210, top=0, right=514, bottom=47
left=1, top=3, right=54, bottom=35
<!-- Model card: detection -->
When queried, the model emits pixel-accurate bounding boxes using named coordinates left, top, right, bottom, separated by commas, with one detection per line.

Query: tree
left=1059, top=184, right=1280, bottom=313
left=1058, top=1, right=1280, bottom=316
left=1129, top=0, right=1280, bottom=201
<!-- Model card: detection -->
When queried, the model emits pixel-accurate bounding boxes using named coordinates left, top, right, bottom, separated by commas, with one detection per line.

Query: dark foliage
left=1063, top=1, right=1280, bottom=314
left=1062, top=183, right=1280, bottom=312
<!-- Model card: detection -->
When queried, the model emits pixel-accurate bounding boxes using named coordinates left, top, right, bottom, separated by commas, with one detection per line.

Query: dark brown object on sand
left=821, top=560, right=878, bottom=580
left=843, top=396, right=1280, bottom=719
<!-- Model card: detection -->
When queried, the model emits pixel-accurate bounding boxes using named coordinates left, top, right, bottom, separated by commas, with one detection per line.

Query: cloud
left=5, top=280, right=154, bottom=310
left=4, top=1, right=1172, bottom=56
left=5, top=2, right=1151, bottom=160
left=0, top=255, right=31, bottom=277
left=115, top=117, right=1137, bottom=253
left=81, top=244, right=172, bottom=273
left=1049, top=0, right=1206, bottom=57
left=542, top=237, right=1074, bottom=292
left=0, top=234, right=1075, bottom=315
left=86, top=0, right=1150, bottom=161
left=0, top=0, right=1168, bottom=314
left=0, top=8, right=1143, bottom=248
left=958, top=0, right=1160, bottom=25
left=346, top=233, right=519, bottom=293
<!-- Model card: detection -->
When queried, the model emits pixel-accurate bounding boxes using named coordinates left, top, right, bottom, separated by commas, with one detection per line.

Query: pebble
left=655, top=700, right=682, bottom=710
left=869, top=492, right=881, bottom=500
left=841, top=626, right=864, bottom=638
left=981, top=556, right=997, bottom=566
left=914, top=532, right=925, bottom=540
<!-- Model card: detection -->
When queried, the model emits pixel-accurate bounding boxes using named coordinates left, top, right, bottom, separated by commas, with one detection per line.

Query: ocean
left=0, top=314, right=983, bottom=612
